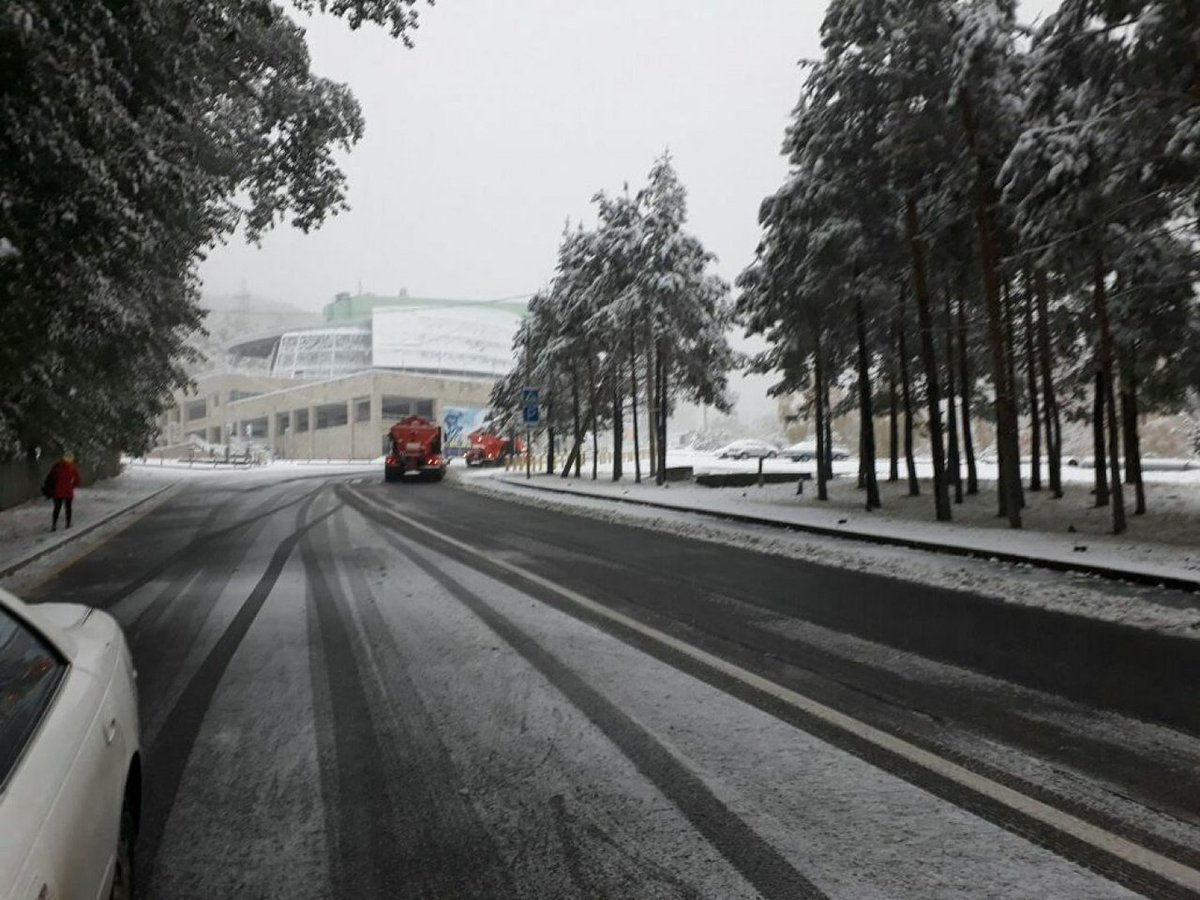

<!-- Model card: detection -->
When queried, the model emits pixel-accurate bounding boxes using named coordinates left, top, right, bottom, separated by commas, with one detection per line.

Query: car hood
left=27, top=602, right=92, bottom=631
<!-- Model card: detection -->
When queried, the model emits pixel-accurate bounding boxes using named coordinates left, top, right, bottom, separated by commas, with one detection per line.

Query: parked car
left=715, top=439, right=780, bottom=460
left=0, top=588, right=140, bottom=900
left=783, top=440, right=851, bottom=462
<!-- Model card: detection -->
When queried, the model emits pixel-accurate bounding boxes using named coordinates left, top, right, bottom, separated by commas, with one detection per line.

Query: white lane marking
left=351, top=486, right=1200, bottom=894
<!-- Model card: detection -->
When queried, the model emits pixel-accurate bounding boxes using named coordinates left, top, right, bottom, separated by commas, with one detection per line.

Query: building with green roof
left=322, top=290, right=529, bottom=324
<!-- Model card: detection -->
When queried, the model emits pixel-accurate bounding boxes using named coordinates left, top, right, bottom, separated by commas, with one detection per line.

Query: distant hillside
left=189, top=293, right=322, bottom=374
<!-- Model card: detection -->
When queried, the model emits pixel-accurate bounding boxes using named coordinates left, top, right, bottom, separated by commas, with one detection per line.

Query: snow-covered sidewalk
left=0, top=466, right=180, bottom=581
left=0, top=459, right=376, bottom=584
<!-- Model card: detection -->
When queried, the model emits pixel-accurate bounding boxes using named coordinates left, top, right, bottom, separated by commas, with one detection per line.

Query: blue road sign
left=522, top=405, right=540, bottom=426
left=521, top=387, right=540, bottom=406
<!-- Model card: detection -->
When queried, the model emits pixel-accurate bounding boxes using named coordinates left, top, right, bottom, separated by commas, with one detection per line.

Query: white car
left=715, top=439, right=780, bottom=460
left=783, top=440, right=851, bottom=462
left=0, top=588, right=140, bottom=900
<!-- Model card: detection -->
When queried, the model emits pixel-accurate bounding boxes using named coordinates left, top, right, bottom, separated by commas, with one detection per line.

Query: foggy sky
left=198, top=0, right=1060, bottom=425
left=200, top=1, right=1060, bottom=308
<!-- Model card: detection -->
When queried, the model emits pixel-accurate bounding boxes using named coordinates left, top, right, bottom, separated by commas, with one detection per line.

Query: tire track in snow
left=138, top=490, right=337, bottom=883
left=343, top=482, right=1200, bottom=900
left=300, top=507, right=513, bottom=898
left=361, top=505, right=828, bottom=900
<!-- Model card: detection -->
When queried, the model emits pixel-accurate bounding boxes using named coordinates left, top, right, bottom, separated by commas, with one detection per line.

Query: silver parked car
left=715, top=439, right=781, bottom=460
left=783, top=440, right=851, bottom=462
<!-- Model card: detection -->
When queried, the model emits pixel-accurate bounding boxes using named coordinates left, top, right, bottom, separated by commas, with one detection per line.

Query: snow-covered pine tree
left=634, top=154, right=734, bottom=484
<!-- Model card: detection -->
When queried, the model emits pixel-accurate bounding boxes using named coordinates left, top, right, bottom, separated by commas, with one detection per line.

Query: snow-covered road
left=16, top=470, right=1200, bottom=898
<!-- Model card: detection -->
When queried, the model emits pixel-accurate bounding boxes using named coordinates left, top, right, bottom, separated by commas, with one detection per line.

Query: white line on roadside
left=350, top=487, right=1200, bottom=895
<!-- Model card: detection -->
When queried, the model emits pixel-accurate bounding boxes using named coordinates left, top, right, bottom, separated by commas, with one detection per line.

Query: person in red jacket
left=47, top=452, right=81, bottom=531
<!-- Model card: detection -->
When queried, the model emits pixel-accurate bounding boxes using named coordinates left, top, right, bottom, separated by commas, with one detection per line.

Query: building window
left=230, top=390, right=262, bottom=402
left=381, top=396, right=412, bottom=419
left=315, top=402, right=349, bottom=430
left=416, top=399, right=434, bottom=418
left=354, top=398, right=372, bottom=423
left=276, top=412, right=290, bottom=434
left=295, top=409, right=310, bottom=433
left=185, top=399, right=207, bottom=421
left=244, top=417, right=269, bottom=439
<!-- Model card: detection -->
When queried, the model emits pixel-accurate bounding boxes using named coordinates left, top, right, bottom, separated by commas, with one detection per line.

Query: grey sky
left=198, top=0, right=1060, bottom=425
left=201, top=1, right=1060, bottom=310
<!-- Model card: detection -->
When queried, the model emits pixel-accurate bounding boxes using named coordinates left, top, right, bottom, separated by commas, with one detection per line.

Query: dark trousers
left=52, top=497, right=72, bottom=528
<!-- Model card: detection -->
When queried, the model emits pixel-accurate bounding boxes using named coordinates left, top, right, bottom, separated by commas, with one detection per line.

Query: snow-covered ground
left=662, top=448, right=1200, bottom=543
left=461, top=461, right=1200, bottom=639
left=506, top=447, right=1200, bottom=554
left=0, top=466, right=178, bottom=585
left=0, top=459, right=378, bottom=587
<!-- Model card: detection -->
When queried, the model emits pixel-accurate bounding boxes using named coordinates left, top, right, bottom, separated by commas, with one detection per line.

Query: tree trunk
left=904, top=196, right=951, bottom=521
left=646, top=345, right=657, bottom=479
left=888, top=370, right=899, bottom=482
left=560, top=440, right=580, bottom=478
left=855, top=298, right=881, bottom=509
left=1000, top=275, right=1024, bottom=511
left=1092, top=256, right=1126, bottom=534
left=943, top=294, right=963, bottom=504
left=957, top=295, right=979, bottom=495
left=1035, top=271, right=1062, bottom=498
left=629, top=326, right=642, bottom=484
left=1092, top=369, right=1109, bottom=507
left=612, top=384, right=623, bottom=482
left=814, top=339, right=829, bottom=501
left=962, top=93, right=1022, bottom=527
left=655, top=343, right=670, bottom=484
left=585, top=350, right=599, bottom=481
left=546, top=422, right=555, bottom=475
left=1022, top=278, right=1042, bottom=491
left=823, top=380, right=835, bottom=484
left=1119, top=351, right=1146, bottom=515
left=562, top=371, right=583, bottom=478
left=898, top=300, right=919, bottom=496
left=560, top=410, right=595, bottom=480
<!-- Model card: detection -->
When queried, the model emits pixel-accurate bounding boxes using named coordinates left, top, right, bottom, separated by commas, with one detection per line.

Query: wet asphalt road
left=26, top=470, right=1200, bottom=898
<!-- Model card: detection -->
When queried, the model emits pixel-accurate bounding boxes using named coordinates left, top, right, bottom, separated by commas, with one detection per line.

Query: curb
left=490, top=477, right=1200, bottom=595
left=0, top=483, right=178, bottom=580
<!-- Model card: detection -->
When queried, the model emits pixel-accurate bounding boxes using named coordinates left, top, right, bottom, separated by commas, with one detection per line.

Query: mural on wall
left=442, top=407, right=489, bottom=454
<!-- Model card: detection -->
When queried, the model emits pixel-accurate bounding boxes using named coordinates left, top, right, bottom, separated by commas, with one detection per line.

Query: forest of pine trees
left=735, top=0, right=1200, bottom=533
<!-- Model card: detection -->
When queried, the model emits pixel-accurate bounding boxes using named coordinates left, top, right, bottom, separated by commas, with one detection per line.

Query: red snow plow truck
left=384, top=416, right=447, bottom=482
left=464, top=429, right=524, bottom=467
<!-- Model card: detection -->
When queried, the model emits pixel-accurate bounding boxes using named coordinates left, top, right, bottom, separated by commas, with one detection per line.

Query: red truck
left=384, top=416, right=447, bottom=482
left=464, top=429, right=524, bottom=467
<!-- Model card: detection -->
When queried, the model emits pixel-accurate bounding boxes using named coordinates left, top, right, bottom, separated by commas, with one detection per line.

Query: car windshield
left=0, top=607, right=66, bottom=788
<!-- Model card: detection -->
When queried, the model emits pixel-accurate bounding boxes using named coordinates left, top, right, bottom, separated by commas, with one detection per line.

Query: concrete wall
left=160, top=369, right=494, bottom=461
left=0, top=451, right=122, bottom=511
left=160, top=372, right=299, bottom=447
